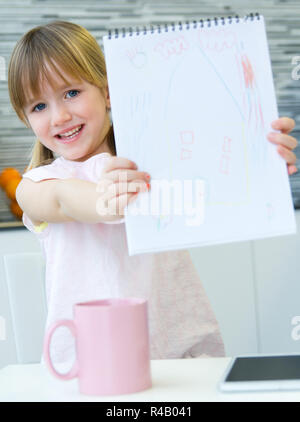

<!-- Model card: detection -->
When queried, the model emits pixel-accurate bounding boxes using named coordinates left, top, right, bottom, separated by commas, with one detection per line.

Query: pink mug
left=43, top=298, right=152, bottom=396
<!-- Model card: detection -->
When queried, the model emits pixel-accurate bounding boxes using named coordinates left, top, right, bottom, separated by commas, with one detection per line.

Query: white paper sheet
left=103, top=15, right=296, bottom=255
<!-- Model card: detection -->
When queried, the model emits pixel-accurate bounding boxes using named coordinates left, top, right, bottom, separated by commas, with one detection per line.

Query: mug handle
left=43, top=319, right=79, bottom=380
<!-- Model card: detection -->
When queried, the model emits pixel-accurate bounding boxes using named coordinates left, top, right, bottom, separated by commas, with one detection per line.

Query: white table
left=0, top=357, right=300, bottom=402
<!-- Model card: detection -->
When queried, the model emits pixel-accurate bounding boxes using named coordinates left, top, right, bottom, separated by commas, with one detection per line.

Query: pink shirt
left=22, top=152, right=224, bottom=364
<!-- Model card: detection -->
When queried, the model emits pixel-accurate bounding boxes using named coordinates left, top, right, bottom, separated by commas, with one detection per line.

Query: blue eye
left=66, top=90, right=79, bottom=98
left=33, top=103, right=46, bottom=112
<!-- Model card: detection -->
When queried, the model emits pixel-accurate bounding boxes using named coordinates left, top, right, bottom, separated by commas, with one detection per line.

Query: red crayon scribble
left=241, top=54, right=254, bottom=89
left=241, top=53, right=265, bottom=133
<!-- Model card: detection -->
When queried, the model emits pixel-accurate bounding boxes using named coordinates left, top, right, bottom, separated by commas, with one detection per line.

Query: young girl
left=8, top=21, right=297, bottom=366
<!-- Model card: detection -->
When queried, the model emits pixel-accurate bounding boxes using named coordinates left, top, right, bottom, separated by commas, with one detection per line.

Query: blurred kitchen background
left=0, top=0, right=300, bottom=368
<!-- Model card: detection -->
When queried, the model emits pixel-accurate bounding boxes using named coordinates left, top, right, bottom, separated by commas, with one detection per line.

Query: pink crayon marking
left=180, top=130, right=194, bottom=145
left=220, top=154, right=230, bottom=174
left=153, top=43, right=168, bottom=60
left=181, top=148, right=192, bottom=160
left=222, top=136, right=232, bottom=153
left=223, top=30, right=236, bottom=50
left=198, top=28, right=237, bottom=52
left=154, top=35, right=189, bottom=60
left=178, top=36, right=189, bottom=53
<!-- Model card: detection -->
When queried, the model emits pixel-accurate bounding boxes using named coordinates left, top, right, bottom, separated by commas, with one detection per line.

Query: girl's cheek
left=31, top=116, right=47, bottom=133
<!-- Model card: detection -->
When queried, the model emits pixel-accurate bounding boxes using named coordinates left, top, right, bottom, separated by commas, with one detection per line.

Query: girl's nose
left=51, top=105, right=72, bottom=127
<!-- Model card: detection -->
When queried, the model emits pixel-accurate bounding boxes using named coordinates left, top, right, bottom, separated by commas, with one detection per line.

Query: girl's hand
left=96, top=156, right=150, bottom=220
left=267, top=117, right=298, bottom=175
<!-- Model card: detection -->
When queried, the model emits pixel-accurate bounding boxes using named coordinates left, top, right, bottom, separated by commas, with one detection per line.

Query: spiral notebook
left=103, top=14, right=296, bottom=256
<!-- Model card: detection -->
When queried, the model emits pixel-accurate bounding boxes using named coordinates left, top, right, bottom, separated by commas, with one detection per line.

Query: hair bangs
left=21, top=55, right=83, bottom=111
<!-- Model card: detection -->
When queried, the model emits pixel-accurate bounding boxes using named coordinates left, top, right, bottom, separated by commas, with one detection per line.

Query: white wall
left=189, top=210, right=300, bottom=357
left=1, top=212, right=300, bottom=368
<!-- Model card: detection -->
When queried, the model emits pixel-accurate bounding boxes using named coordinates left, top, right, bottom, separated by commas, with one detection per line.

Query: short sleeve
left=22, top=162, right=71, bottom=183
left=22, top=212, right=50, bottom=239
left=104, top=218, right=125, bottom=224
left=21, top=161, right=71, bottom=237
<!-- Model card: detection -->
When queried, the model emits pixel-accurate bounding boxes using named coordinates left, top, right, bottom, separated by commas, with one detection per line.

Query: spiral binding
left=107, top=12, right=260, bottom=39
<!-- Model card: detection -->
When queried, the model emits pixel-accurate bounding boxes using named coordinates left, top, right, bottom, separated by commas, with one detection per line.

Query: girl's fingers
left=104, top=169, right=150, bottom=184
left=288, top=165, right=298, bottom=175
left=102, top=156, right=137, bottom=174
left=277, top=145, right=297, bottom=165
left=95, top=178, right=112, bottom=195
left=108, top=192, right=139, bottom=216
left=267, top=132, right=298, bottom=150
left=107, top=181, right=149, bottom=198
left=271, top=117, right=296, bottom=134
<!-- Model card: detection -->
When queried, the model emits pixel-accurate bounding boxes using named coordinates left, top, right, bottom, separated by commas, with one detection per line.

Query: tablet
left=218, top=354, right=300, bottom=392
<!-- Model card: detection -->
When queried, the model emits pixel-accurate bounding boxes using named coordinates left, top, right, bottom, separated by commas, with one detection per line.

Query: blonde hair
left=8, top=20, right=116, bottom=172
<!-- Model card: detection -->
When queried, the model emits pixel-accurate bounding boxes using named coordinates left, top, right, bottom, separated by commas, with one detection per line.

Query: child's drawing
left=180, top=131, right=194, bottom=160
left=222, top=136, right=232, bottom=153
left=162, top=32, right=250, bottom=208
left=180, top=130, right=194, bottom=145
left=128, top=91, right=151, bottom=159
left=219, top=154, right=230, bottom=175
left=103, top=17, right=296, bottom=254
left=180, top=148, right=192, bottom=160
left=156, top=214, right=174, bottom=231
left=197, top=27, right=237, bottom=52
left=153, top=35, right=189, bottom=60
left=237, top=48, right=267, bottom=168
left=126, top=44, right=147, bottom=68
left=241, top=53, right=265, bottom=133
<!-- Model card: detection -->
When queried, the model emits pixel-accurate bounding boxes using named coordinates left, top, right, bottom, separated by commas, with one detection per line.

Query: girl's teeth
left=59, top=125, right=82, bottom=138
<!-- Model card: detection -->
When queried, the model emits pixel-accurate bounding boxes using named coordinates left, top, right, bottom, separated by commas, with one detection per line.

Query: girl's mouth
left=55, top=124, right=85, bottom=144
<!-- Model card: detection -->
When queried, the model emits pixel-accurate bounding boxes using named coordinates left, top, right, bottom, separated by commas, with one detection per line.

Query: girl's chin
left=61, top=148, right=93, bottom=162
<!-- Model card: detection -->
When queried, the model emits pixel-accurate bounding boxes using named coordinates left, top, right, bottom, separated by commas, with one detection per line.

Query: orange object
left=4, top=177, right=22, bottom=200
left=0, top=167, right=22, bottom=189
left=10, top=199, right=23, bottom=220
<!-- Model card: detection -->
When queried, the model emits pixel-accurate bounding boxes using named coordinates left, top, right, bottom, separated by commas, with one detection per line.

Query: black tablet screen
left=226, top=355, right=300, bottom=381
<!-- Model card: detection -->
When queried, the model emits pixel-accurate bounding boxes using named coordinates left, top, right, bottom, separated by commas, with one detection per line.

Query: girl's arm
left=17, top=157, right=148, bottom=226
left=56, top=178, right=122, bottom=223
left=16, top=177, right=121, bottom=226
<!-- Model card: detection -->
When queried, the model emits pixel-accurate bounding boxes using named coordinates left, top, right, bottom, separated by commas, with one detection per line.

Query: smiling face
left=24, top=65, right=112, bottom=162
